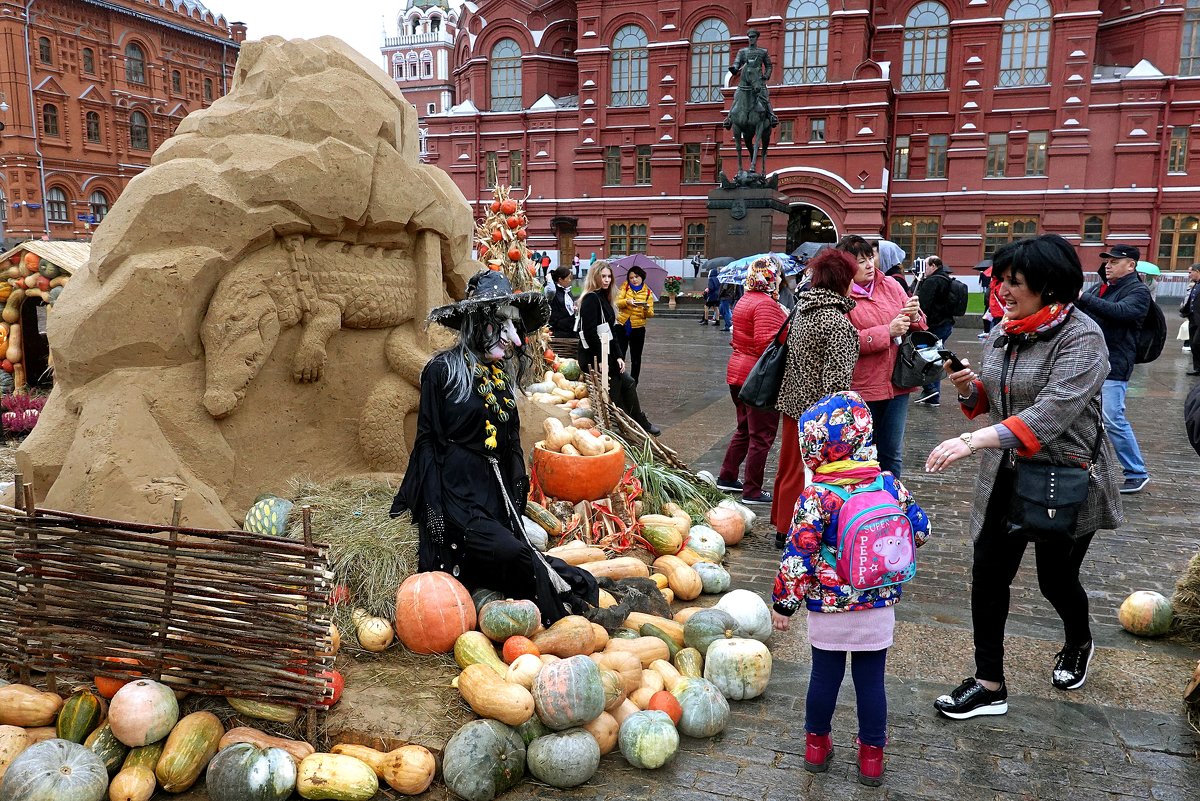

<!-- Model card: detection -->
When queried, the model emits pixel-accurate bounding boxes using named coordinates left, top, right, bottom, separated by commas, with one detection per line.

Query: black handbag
left=1007, top=427, right=1104, bottom=541
left=891, top=330, right=945, bottom=389
left=738, top=307, right=799, bottom=409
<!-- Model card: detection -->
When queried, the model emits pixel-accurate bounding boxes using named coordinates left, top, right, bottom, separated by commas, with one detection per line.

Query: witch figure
left=390, top=270, right=599, bottom=624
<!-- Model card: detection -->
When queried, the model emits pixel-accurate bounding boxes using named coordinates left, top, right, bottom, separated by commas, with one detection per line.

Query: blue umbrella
left=717, top=252, right=802, bottom=285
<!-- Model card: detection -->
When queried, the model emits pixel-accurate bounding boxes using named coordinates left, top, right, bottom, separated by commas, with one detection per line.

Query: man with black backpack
left=1076, top=244, right=1153, bottom=494
left=913, top=256, right=967, bottom=407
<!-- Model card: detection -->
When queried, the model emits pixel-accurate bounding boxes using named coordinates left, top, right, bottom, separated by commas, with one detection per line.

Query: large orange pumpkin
left=394, top=572, right=476, bottom=654
left=532, top=443, right=625, bottom=503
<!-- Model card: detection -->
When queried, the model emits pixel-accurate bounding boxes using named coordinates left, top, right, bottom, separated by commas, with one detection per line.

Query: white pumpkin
left=703, top=638, right=772, bottom=700
left=692, top=562, right=731, bottom=595
left=685, top=526, right=726, bottom=563
left=714, top=589, right=772, bottom=643
left=521, top=517, right=549, bottom=552
left=505, top=654, right=543, bottom=689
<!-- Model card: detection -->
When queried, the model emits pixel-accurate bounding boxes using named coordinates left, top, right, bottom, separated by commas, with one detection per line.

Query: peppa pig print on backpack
left=815, top=477, right=917, bottom=591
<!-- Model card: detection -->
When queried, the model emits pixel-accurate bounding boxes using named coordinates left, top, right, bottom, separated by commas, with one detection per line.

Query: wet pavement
left=502, top=314, right=1200, bottom=800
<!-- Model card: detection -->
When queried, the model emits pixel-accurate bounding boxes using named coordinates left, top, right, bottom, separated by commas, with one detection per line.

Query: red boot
left=803, top=732, right=833, bottom=773
left=856, top=738, right=885, bottom=786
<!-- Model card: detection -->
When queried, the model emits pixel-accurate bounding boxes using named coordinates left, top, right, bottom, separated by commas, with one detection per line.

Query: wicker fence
left=0, top=489, right=335, bottom=709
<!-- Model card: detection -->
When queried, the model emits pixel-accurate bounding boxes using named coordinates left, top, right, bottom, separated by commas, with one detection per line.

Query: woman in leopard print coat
left=770, top=249, right=860, bottom=546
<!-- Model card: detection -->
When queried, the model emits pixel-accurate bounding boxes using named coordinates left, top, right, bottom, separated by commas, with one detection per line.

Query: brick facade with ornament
left=411, top=0, right=1200, bottom=275
left=0, top=0, right=242, bottom=245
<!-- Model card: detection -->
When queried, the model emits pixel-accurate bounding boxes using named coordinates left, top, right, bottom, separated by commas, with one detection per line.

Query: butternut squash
left=590, top=622, right=609, bottom=653
left=580, top=556, right=650, bottom=581
left=571, top=427, right=605, bottom=456
left=1, top=288, right=23, bottom=325
left=624, top=613, right=685, bottom=646
left=457, top=664, right=535, bottom=726
left=604, top=636, right=670, bottom=668
left=217, top=726, right=314, bottom=765
left=675, top=546, right=703, bottom=566
left=652, top=555, right=703, bottom=601
left=582, top=711, right=618, bottom=755
left=650, top=659, right=683, bottom=692
left=0, top=684, right=62, bottom=727
left=673, top=606, right=705, bottom=625
left=589, top=650, right=642, bottom=695
left=598, top=588, right=619, bottom=608
left=542, top=417, right=574, bottom=452
left=639, top=669, right=665, bottom=695
left=5, top=323, right=21, bottom=366
left=330, top=743, right=436, bottom=795
left=547, top=543, right=607, bottom=566
left=611, top=698, right=640, bottom=726
left=0, top=725, right=29, bottom=782
left=532, top=614, right=595, bottom=657
left=629, top=686, right=657, bottom=709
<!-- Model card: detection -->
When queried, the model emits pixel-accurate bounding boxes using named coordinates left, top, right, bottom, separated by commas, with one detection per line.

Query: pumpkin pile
left=0, top=250, right=71, bottom=390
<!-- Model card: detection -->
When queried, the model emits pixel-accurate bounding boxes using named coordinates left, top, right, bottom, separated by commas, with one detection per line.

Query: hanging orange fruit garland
left=475, top=185, right=540, bottom=292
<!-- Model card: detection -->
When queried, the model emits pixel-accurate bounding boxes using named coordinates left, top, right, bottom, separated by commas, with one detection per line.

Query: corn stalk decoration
left=476, top=184, right=549, bottom=360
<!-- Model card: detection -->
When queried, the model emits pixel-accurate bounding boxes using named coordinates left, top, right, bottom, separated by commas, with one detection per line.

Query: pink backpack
left=816, top=477, right=917, bottom=591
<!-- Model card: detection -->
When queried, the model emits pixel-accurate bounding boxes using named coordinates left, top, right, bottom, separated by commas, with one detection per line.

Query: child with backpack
left=771, top=391, right=930, bottom=787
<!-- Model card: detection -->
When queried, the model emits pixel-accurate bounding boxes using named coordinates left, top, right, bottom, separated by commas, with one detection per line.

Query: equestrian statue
left=722, top=29, right=778, bottom=188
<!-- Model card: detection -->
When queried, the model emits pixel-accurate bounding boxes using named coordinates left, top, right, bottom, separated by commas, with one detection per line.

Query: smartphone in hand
left=938, top=349, right=967, bottom=372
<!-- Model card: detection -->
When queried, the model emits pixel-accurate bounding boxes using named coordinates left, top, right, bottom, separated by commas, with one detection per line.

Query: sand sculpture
left=16, top=36, right=481, bottom=528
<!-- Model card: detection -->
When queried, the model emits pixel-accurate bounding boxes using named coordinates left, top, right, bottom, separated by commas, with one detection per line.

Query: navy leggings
left=805, top=647, right=888, bottom=747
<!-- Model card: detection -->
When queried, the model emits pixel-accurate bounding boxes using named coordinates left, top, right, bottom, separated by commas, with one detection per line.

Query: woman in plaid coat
left=923, top=234, right=1122, bottom=720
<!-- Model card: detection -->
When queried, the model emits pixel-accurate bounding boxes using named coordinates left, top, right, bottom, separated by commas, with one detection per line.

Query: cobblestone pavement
left=502, top=315, right=1200, bottom=801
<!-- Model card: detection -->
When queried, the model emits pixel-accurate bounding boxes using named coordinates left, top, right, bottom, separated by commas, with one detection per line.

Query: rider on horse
left=724, top=30, right=779, bottom=131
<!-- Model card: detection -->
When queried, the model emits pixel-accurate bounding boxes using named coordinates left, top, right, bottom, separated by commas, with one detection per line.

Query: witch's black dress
left=391, top=352, right=598, bottom=624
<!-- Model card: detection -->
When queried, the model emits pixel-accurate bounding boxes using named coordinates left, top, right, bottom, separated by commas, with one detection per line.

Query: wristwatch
left=959, top=432, right=978, bottom=455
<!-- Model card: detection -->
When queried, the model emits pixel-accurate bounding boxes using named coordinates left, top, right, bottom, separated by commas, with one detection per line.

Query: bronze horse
left=726, top=74, right=772, bottom=177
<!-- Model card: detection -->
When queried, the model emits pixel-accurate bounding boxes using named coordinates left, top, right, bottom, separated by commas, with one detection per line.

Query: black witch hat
left=428, top=270, right=550, bottom=332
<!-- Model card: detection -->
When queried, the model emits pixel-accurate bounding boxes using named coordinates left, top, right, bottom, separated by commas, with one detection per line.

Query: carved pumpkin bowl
left=532, top=442, right=626, bottom=503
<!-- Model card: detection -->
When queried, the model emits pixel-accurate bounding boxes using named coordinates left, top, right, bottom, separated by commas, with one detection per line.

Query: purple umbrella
left=609, top=254, right=669, bottom=296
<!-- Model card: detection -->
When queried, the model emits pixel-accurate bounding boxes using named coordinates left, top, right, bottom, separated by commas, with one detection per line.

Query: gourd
left=106, top=765, right=155, bottom=801
left=638, top=623, right=681, bottom=659
left=459, top=664, right=536, bottom=726
left=502, top=635, right=540, bottom=664
left=206, top=743, right=296, bottom=801
left=545, top=543, right=607, bottom=566
left=505, top=653, right=543, bottom=689
left=693, top=561, right=732, bottom=594
left=296, top=753, right=379, bottom=801
left=623, top=613, right=684, bottom=646
left=674, top=547, right=704, bottom=566
left=639, top=670, right=665, bottom=695
left=524, top=501, right=563, bottom=536
left=590, top=650, right=642, bottom=696
left=471, top=587, right=505, bottom=613
left=107, top=681, right=178, bottom=747
left=704, top=638, right=773, bottom=700
left=441, top=719, right=526, bottom=801
left=5, top=324, right=19, bottom=364
left=611, top=627, right=640, bottom=640
left=23, top=728, right=56, bottom=746
left=661, top=503, right=694, bottom=538
left=715, top=589, right=773, bottom=643
left=673, top=606, right=704, bottom=624
left=329, top=744, right=436, bottom=795
left=1118, top=590, right=1174, bottom=637
left=651, top=555, right=703, bottom=601
left=455, top=631, right=509, bottom=676
left=683, top=608, right=738, bottom=655
left=604, top=636, right=670, bottom=668
left=582, top=711, right=618, bottom=755
left=224, top=698, right=299, bottom=724
left=590, top=622, right=609, bottom=653
left=580, top=557, right=651, bottom=581
left=671, top=677, right=731, bottom=738
left=599, top=668, right=627, bottom=711
left=526, top=728, right=600, bottom=788
left=1, top=289, right=23, bottom=325
left=639, top=521, right=682, bottom=557
left=217, top=727, right=314, bottom=765
left=83, top=724, right=128, bottom=776
left=532, top=615, right=595, bottom=658
left=542, top=418, right=574, bottom=452
left=532, top=655, right=605, bottom=730
left=0, top=726, right=29, bottom=782
left=647, top=690, right=683, bottom=725
left=0, top=685, right=63, bottom=727
left=716, top=499, right=755, bottom=533
left=154, top=710, right=224, bottom=793
left=649, top=659, right=682, bottom=692
left=394, top=571, right=476, bottom=654
left=618, top=710, right=680, bottom=769
left=352, top=610, right=393, bottom=652
left=640, top=512, right=688, bottom=540
left=629, top=686, right=656, bottom=709
left=705, top=506, right=747, bottom=545
left=479, top=599, right=540, bottom=642
left=673, top=647, right=704, bottom=678
left=0, top=738, right=108, bottom=801
left=685, top=526, right=726, bottom=563
left=57, top=689, right=105, bottom=744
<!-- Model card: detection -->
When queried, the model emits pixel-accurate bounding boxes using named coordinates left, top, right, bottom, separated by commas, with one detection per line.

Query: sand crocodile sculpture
left=17, top=36, right=479, bottom=528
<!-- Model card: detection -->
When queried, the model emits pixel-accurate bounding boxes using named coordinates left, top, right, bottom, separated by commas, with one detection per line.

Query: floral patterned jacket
left=772, top=474, right=930, bottom=615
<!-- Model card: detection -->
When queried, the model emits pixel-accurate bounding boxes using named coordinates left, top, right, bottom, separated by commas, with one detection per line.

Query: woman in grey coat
left=923, top=234, right=1122, bottom=720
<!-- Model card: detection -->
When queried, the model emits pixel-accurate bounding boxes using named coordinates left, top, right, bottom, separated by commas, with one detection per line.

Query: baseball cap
left=1099, top=244, right=1140, bottom=261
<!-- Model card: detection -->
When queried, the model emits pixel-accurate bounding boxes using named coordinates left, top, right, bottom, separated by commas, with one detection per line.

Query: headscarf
left=744, top=258, right=778, bottom=294
left=798, top=391, right=881, bottom=486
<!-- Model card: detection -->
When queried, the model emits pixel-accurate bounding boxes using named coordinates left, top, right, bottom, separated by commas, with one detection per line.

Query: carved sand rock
left=17, top=36, right=480, bottom=528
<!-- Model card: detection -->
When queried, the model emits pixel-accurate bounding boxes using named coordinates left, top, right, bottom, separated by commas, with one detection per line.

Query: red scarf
left=1002, top=302, right=1073, bottom=337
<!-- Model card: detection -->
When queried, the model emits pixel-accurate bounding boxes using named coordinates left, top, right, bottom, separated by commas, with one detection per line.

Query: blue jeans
left=806, top=646, right=888, bottom=747
left=922, top=323, right=954, bottom=397
left=1101, top=380, right=1148, bottom=480
left=866, top=396, right=910, bottom=477
left=718, top=299, right=733, bottom=330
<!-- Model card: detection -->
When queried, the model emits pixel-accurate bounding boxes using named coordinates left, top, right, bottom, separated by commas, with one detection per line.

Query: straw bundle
left=1171, top=549, right=1200, bottom=644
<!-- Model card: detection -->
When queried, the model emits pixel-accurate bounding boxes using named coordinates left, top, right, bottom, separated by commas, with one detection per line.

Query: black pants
left=1190, top=314, right=1200, bottom=371
left=610, top=371, right=652, bottom=428
left=971, top=467, right=1095, bottom=683
left=613, top=325, right=646, bottom=383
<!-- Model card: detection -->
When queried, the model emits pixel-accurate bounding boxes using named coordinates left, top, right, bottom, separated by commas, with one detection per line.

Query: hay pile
left=1171, top=549, right=1200, bottom=644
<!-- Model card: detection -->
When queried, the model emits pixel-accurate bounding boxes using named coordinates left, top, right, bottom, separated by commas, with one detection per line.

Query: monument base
left=706, top=188, right=790, bottom=259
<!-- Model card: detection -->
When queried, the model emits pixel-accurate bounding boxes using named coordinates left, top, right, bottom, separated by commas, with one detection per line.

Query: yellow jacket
left=615, top=283, right=655, bottom=328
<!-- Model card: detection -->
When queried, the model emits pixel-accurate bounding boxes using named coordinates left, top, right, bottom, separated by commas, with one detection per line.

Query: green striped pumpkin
left=478, top=600, right=540, bottom=643
left=618, top=710, right=679, bottom=769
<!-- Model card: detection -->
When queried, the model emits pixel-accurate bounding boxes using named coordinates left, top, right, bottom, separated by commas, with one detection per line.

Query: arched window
left=42, top=104, right=59, bottom=137
left=82, top=47, right=95, bottom=74
left=611, top=25, right=648, bottom=107
left=125, top=42, right=146, bottom=84
left=490, top=38, right=522, bottom=112
left=85, top=111, right=101, bottom=143
left=431, top=15, right=441, bottom=34
left=171, top=70, right=182, bottom=93
left=38, top=37, right=52, bottom=65
left=89, top=190, right=109, bottom=222
left=902, top=2, right=949, bottom=91
left=689, top=18, right=730, bottom=103
left=411, top=16, right=420, bottom=35
left=1183, top=0, right=1200, bottom=76
left=129, top=110, right=150, bottom=150
left=204, top=78, right=213, bottom=101
left=1000, top=0, right=1050, bottom=87
left=46, top=187, right=69, bottom=223
left=422, top=51, right=433, bottom=78
left=783, top=0, right=828, bottom=85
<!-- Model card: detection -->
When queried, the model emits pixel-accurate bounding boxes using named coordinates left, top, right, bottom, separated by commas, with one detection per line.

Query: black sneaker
left=646, top=423, right=662, bottom=437
left=934, top=678, right=1008, bottom=720
left=742, top=491, right=773, bottom=505
left=1120, top=476, right=1149, bottom=494
left=716, top=478, right=744, bottom=493
left=913, top=391, right=940, bottom=406
left=699, top=319, right=709, bottom=325
left=1052, top=641, right=1093, bottom=690
left=775, top=532, right=786, bottom=549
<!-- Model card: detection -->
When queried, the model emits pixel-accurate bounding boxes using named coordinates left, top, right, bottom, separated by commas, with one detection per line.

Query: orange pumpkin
left=532, top=443, right=626, bottom=503
left=500, top=199, right=518, bottom=215
left=507, top=247, right=522, bottom=262
left=647, top=690, right=682, bottom=725
left=516, top=228, right=527, bottom=241
left=95, top=656, right=143, bottom=699
left=22, top=253, right=39, bottom=273
left=506, top=216, right=521, bottom=229
left=502, top=636, right=540, bottom=664
left=490, top=200, right=501, bottom=213
left=490, top=229, right=503, bottom=243
left=394, top=572, right=476, bottom=654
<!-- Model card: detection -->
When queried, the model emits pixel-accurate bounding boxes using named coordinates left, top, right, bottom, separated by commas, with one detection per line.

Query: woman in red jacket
left=840, top=235, right=926, bottom=476
left=716, top=259, right=788, bottom=505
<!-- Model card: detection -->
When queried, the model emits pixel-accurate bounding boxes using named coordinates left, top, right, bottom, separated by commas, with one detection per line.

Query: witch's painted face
left=482, top=304, right=523, bottom=362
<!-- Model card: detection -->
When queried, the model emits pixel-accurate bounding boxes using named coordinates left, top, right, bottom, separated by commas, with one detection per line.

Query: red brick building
left=416, top=0, right=1200, bottom=274
left=0, top=0, right=243, bottom=243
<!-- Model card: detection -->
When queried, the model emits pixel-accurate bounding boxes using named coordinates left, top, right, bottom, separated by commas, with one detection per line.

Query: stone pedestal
left=706, top=188, right=790, bottom=258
